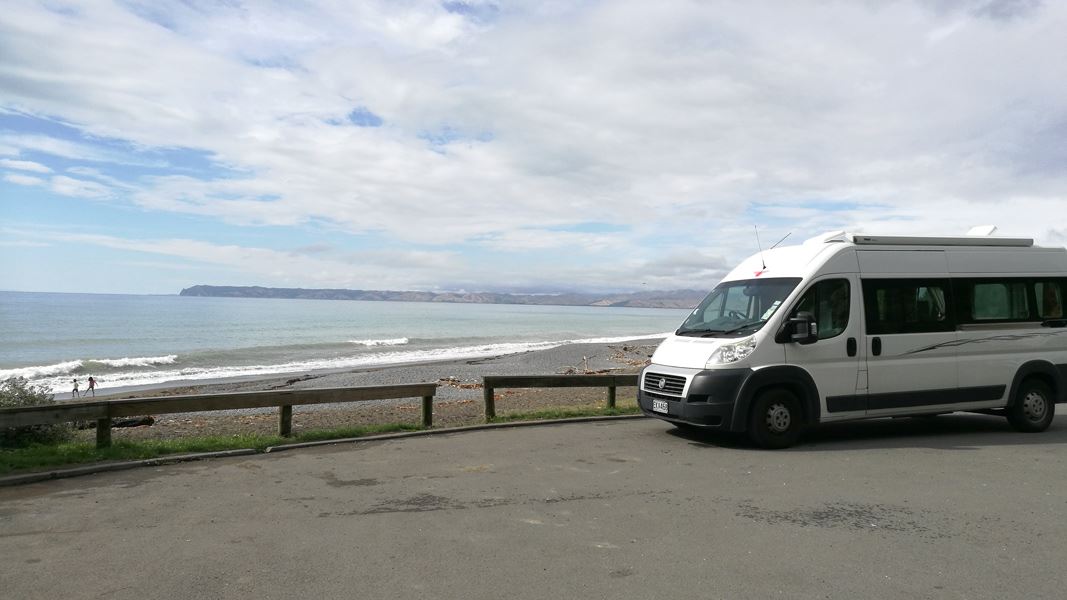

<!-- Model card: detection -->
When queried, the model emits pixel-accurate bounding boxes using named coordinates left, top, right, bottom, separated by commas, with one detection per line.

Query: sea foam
left=0, top=355, right=178, bottom=385
left=349, top=337, right=409, bottom=347
left=92, top=355, right=178, bottom=368
left=0, top=360, right=84, bottom=380
left=29, top=332, right=671, bottom=394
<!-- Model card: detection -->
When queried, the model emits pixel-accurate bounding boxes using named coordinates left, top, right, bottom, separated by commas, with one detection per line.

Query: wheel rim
left=1021, top=391, right=1048, bottom=422
left=766, top=403, right=792, bottom=433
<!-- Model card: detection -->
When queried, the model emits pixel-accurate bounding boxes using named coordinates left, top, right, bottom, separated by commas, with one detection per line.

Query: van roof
left=719, top=230, right=1065, bottom=283
left=805, top=230, right=1035, bottom=247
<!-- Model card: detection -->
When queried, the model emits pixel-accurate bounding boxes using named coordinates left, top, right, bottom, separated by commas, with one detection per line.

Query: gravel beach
left=81, top=340, right=660, bottom=442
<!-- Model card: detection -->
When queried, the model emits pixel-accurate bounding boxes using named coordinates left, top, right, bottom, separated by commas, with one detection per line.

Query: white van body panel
left=650, top=336, right=728, bottom=370
left=947, top=248, right=1067, bottom=274
left=857, top=249, right=949, bottom=274
left=781, top=272, right=866, bottom=422
left=638, top=231, right=1067, bottom=445
left=720, top=241, right=841, bottom=283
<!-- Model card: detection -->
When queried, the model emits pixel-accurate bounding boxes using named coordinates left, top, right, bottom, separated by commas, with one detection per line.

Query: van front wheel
left=748, top=388, right=803, bottom=449
left=1006, top=379, right=1055, bottom=433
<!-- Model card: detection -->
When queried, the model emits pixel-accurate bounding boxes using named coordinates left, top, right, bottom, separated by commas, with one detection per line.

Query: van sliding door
left=861, top=278, right=959, bottom=414
left=857, top=250, right=959, bottom=415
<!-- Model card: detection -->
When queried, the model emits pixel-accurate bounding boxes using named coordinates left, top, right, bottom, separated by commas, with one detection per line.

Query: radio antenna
left=769, top=232, right=791, bottom=249
left=754, top=226, right=766, bottom=270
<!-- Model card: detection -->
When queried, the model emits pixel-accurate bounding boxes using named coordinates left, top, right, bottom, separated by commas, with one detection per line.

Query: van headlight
left=707, top=336, right=757, bottom=366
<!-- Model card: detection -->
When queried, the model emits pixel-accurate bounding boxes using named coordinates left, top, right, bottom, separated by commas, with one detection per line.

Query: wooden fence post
left=608, top=385, right=616, bottom=409
left=421, top=395, right=433, bottom=428
left=279, top=405, right=293, bottom=437
left=483, top=384, right=495, bottom=421
left=95, top=418, right=111, bottom=449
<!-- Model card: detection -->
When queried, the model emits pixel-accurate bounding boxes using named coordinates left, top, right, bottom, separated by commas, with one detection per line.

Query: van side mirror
left=788, top=311, right=818, bottom=345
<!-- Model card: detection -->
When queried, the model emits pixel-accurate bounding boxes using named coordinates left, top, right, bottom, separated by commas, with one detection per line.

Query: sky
left=1, top=0, right=1065, bottom=295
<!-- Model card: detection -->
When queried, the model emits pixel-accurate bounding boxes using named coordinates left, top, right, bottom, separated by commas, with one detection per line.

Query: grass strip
left=489, top=404, right=641, bottom=423
left=0, top=423, right=419, bottom=475
left=2, top=405, right=641, bottom=474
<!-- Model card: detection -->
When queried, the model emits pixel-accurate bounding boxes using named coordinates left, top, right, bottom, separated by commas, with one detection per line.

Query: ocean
left=0, top=291, right=689, bottom=395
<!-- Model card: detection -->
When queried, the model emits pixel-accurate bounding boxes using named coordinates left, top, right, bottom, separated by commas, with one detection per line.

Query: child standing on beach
left=72, top=378, right=80, bottom=398
left=87, top=376, right=97, bottom=397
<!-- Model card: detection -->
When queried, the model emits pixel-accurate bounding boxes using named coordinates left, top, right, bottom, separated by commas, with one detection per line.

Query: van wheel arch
left=1008, top=361, right=1063, bottom=407
left=733, top=367, right=820, bottom=432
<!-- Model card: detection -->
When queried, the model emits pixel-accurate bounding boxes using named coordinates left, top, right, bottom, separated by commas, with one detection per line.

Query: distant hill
left=178, top=285, right=705, bottom=309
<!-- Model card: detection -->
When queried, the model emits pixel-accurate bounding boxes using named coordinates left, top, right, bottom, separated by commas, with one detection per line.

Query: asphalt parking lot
left=2, top=414, right=1065, bottom=600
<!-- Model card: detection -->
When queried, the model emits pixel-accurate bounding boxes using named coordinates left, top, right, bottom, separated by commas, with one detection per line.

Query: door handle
left=847, top=337, right=857, bottom=357
left=872, top=337, right=882, bottom=356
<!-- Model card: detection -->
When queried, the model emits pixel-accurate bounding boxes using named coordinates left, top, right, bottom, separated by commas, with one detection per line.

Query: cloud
left=289, top=243, right=335, bottom=256
left=3, top=173, right=45, bottom=186
left=0, top=239, right=50, bottom=248
left=476, top=229, right=626, bottom=252
left=1, top=1, right=1066, bottom=292
left=50, top=175, right=112, bottom=198
left=0, top=134, right=167, bottom=167
left=35, top=232, right=459, bottom=291
left=0, top=158, right=51, bottom=173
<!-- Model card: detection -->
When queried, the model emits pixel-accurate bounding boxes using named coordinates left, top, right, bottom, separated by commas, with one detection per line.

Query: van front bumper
left=637, top=366, right=753, bottom=430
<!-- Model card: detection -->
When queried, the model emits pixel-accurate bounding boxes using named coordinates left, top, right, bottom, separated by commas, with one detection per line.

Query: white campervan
left=639, top=231, right=1067, bottom=448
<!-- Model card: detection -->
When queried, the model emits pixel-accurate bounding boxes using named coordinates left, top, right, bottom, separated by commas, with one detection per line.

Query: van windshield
left=677, top=278, right=801, bottom=337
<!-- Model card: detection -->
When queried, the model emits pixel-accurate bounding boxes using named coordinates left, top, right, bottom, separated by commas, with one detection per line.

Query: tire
left=748, top=388, right=804, bottom=449
left=1006, top=379, right=1056, bottom=433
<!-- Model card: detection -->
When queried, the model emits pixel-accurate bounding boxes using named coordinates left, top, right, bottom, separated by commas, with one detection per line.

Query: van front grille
left=643, top=372, right=686, bottom=397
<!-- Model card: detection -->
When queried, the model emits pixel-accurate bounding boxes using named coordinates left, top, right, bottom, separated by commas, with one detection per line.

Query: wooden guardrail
left=0, top=383, right=438, bottom=448
left=482, top=374, right=639, bottom=420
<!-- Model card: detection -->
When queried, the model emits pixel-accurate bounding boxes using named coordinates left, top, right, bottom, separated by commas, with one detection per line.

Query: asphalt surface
left=2, top=414, right=1066, bottom=599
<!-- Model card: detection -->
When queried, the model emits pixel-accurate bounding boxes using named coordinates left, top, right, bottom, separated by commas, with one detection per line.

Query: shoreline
left=61, top=339, right=659, bottom=442
left=42, top=334, right=673, bottom=401
left=84, top=338, right=660, bottom=403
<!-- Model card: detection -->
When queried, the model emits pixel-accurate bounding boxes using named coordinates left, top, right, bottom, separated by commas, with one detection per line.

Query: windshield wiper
left=676, top=328, right=726, bottom=337
left=721, top=320, right=765, bottom=334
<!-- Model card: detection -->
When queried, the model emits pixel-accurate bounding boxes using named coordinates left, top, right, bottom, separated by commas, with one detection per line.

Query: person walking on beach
left=72, top=378, right=80, bottom=398
left=87, top=376, right=97, bottom=397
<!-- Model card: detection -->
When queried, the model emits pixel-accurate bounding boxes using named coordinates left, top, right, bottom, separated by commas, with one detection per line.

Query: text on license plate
left=652, top=399, right=669, bottom=414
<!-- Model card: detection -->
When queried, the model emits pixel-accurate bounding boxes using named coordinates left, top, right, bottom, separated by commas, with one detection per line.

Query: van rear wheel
left=748, top=388, right=803, bottom=449
left=1006, top=379, right=1055, bottom=433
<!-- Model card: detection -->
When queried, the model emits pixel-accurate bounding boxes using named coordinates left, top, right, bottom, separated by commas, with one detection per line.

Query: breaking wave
left=0, top=360, right=84, bottom=380
left=18, top=332, right=670, bottom=395
left=93, top=355, right=178, bottom=368
left=0, top=355, right=179, bottom=383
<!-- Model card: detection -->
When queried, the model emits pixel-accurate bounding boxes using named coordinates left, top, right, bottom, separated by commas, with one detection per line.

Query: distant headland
left=178, top=285, right=704, bottom=309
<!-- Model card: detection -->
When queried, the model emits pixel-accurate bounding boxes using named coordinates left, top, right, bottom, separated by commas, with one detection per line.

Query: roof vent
left=967, top=225, right=998, bottom=236
left=804, top=230, right=848, bottom=245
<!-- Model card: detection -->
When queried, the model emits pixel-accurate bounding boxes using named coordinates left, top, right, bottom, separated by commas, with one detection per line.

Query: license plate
left=652, top=399, right=669, bottom=414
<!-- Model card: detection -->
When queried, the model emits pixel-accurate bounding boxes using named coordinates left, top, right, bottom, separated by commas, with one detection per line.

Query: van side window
left=791, top=279, right=850, bottom=339
left=1035, top=280, right=1064, bottom=319
left=954, top=279, right=1034, bottom=323
left=862, top=279, right=952, bottom=335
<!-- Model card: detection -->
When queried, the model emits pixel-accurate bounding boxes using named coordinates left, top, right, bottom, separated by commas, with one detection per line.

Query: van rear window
left=953, top=278, right=1066, bottom=324
left=1036, top=280, right=1064, bottom=319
